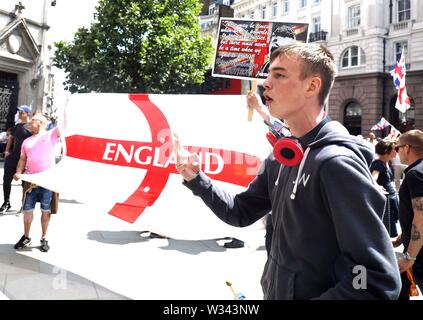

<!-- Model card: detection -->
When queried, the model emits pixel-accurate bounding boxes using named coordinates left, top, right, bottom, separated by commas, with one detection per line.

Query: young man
left=13, top=114, right=62, bottom=252
left=0, top=105, right=32, bottom=213
left=174, top=43, right=400, bottom=299
left=393, top=130, right=423, bottom=299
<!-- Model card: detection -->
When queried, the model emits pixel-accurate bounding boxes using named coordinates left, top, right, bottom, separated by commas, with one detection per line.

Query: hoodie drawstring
left=275, top=163, right=283, bottom=186
left=290, top=147, right=311, bottom=200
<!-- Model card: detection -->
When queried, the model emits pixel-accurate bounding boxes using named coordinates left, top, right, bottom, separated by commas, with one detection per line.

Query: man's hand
left=4, top=151, right=10, bottom=158
left=246, top=91, right=264, bottom=112
left=173, top=133, right=200, bottom=182
left=398, top=258, right=414, bottom=273
left=392, top=234, right=402, bottom=248
left=13, top=173, right=21, bottom=181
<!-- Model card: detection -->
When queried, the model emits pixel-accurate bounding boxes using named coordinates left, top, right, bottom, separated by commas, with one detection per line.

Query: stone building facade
left=0, top=0, right=55, bottom=129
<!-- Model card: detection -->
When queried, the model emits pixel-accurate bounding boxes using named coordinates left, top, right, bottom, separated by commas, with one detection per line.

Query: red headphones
left=266, top=126, right=304, bottom=167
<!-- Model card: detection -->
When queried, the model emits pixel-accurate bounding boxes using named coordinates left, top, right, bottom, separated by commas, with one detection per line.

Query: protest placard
left=212, top=18, right=308, bottom=81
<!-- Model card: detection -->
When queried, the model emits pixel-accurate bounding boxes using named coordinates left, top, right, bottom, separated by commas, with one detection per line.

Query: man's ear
left=305, top=76, right=322, bottom=99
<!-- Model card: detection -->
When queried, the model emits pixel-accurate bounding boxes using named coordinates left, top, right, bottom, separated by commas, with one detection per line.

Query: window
left=272, top=2, right=278, bottom=17
left=341, top=46, right=366, bottom=68
left=344, top=102, right=362, bottom=135
left=208, top=4, right=216, bottom=15
left=348, top=5, right=360, bottom=28
left=395, top=41, right=408, bottom=61
left=345, top=102, right=362, bottom=116
left=250, top=10, right=255, bottom=19
left=398, top=0, right=410, bottom=22
left=312, top=16, right=321, bottom=33
left=222, top=0, right=230, bottom=5
left=299, top=0, right=307, bottom=8
left=261, top=6, right=267, bottom=19
left=283, top=0, right=290, bottom=13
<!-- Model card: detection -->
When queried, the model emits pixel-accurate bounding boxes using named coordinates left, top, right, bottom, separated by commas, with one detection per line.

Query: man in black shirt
left=0, top=105, right=32, bottom=213
left=394, top=130, right=423, bottom=299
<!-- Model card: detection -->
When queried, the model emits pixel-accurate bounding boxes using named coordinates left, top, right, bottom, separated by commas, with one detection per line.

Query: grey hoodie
left=183, top=120, right=401, bottom=299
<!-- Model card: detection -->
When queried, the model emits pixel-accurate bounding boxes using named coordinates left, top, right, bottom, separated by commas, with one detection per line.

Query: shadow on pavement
left=0, top=211, right=20, bottom=217
left=87, top=230, right=149, bottom=245
left=58, top=199, right=84, bottom=204
left=158, top=238, right=227, bottom=255
left=86, top=230, right=230, bottom=255
left=0, top=244, right=128, bottom=300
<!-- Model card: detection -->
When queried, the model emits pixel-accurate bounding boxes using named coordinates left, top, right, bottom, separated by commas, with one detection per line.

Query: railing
left=345, top=28, right=359, bottom=36
left=309, top=30, right=328, bottom=42
left=393, top=21, right=409, bottom=31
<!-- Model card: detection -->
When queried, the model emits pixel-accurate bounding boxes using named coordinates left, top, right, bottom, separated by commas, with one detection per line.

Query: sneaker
left=40, top=239, right=50, bottom=252
left=149, top=232, right=167, bottom=239
left=224, top=238, right=245, bottom=249
left=0, top=201, right=11, bottom=213
left=14, top=235, right=31, bottom=249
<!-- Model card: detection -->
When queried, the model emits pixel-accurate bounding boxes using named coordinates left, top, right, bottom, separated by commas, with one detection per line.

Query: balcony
left=393, top=21, right=409, bottom=31
left=309, top=30, right=328, bottom=42
left=345, top=28, right=359, bottom=36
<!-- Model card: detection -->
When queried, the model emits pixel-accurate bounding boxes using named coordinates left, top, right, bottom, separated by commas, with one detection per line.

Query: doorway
left=0, top=71, right=19, bottom=129
left=344, top=101, right=362, bottom=135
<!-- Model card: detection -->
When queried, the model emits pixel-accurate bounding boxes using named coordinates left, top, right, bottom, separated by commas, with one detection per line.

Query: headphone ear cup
left=273, top=138, right=304, bottom=167
left=266, top=131, right=278, bottom=147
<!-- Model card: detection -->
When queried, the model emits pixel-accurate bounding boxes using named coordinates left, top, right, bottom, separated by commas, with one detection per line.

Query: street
left=0, top=163, right=267, bottom=300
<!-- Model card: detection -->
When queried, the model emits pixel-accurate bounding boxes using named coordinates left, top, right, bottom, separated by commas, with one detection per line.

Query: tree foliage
left=54, top=0, right=213, bottom=93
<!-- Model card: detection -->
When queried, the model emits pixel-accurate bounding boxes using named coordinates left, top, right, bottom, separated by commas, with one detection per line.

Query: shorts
left=22, top=186, right=53, bottom=213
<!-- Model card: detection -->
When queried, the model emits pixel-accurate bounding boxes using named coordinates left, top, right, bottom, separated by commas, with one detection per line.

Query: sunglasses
left=395, top=145, right=407, bottom=152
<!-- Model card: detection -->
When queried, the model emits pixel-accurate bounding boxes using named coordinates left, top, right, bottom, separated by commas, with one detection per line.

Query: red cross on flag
left=21, top=94, right=269, bottom=240
left=389, top=49, right=411, bottom=113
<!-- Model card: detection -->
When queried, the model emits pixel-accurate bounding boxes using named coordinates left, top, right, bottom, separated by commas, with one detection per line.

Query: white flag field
left=21, top=93, right=270, bottom=240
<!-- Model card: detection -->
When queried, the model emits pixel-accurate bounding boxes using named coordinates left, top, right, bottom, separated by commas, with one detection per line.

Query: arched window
left=341, top=46, right=366, bottom=68
left=344, top=101, right=362, bottom=135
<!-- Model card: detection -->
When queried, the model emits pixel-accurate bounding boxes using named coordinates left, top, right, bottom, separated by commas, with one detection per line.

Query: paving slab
left=0, top=163, right=267, bottom=300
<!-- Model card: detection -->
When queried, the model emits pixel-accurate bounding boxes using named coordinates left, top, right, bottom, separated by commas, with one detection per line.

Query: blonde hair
left=31, top=114, right=48, bottom=125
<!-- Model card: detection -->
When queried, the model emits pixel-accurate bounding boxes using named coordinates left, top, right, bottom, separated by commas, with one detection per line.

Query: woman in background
left=370, top=139, right=399, bottom=237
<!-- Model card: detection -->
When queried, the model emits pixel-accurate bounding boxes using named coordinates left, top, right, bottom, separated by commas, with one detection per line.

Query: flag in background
left=371, top=117, right=390, bottom=131
left=389, top=49, right=411, bottom=113
left=387, top=125, right=401, bottom=140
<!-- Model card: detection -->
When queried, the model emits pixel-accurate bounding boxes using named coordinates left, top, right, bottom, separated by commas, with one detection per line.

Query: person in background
left=0, top=127, right=11, bottom=157
left=13, top=113, right=64, bottom=252
left=0, top=105, right=32, bottom=213
left=246, top=89, right=281, bottom=256
left=370, top=139, right=399, bottom=237
left=393, top=130, right=423, bottom=299
left=367, top=132, right=378, bottom=146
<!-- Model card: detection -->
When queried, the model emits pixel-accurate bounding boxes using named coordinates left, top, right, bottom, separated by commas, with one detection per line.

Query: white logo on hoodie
left=293, top=173, right=310, bottom=188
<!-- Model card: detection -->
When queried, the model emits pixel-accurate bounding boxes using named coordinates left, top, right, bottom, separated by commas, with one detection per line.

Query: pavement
left=0, top=162, right=421, bottom=300
left=0, top=162, right=268, bottom=300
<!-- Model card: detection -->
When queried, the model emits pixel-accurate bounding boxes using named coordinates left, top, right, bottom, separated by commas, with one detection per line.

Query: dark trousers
left=265, top=214, right=273, bottom=257
left=2, top=155, right=19, bottom=202
left=383, top=195, right=399, bottom=237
